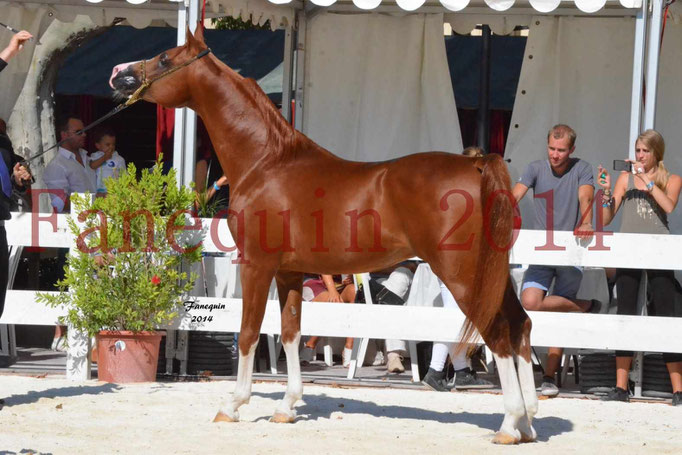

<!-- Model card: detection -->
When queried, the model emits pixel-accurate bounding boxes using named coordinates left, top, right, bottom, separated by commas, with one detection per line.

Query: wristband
left=646, top=181, right=655, bottom=192
left=213, top=181, right=221, bottom=191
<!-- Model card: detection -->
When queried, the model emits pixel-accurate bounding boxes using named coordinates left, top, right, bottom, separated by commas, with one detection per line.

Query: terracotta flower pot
left=96, top=331, right=163, bottom=383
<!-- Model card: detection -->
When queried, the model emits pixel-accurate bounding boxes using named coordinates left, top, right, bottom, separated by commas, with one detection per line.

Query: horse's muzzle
left=110, top=65, right=140, bottom=95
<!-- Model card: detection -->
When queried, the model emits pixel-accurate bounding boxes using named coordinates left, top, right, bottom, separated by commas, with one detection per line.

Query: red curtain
left=156, top=105, right=175, bottom=162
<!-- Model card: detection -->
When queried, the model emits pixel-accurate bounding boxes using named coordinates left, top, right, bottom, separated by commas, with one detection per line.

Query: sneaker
left=589, top=299, right=606, bottom=314
left=342, top=347, right=353, bottom=368
left=372, top=350, right=385, bottom=366
left=51, top=336, right=63, bottom=351
left=53, top=337, right=67, bottom=352
left=540, top=376, right=559, bottom=397
left=422, top=368, right=453, bottom=392
left=0, top=355, right=11, bottom=368
left=601, top=387, right=630, bottom=402
left=454, top=367, right=495, bottom=389
left=386, top=352, right=405, bottom=373
left=299, top=346, right=315, bottom=366
left=671, top=391, right=681, bottom=406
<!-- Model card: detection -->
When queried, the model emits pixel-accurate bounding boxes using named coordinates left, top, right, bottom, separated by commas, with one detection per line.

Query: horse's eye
left=158, top=53, right=169, bottom=68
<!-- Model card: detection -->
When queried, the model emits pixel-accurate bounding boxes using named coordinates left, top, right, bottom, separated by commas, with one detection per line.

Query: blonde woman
left=597, top=129, right=682, bottom=405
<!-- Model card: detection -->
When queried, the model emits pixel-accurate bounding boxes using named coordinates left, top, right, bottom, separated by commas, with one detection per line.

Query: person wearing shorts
left=299, top=274, right=355, bottom=367
left=512, top=124, right=601, bottom=397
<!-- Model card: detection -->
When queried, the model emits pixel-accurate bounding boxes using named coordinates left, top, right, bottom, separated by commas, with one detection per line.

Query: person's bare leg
left=340, top=285, right=356, bottom=349
left=304, top=336, right=320, bottom=349
left=615, top=356, right=633, bottom=390
left=542, top=295, right=592, bottom=312
left=521, top=287, right=590, bottom=312
left=545, top=347, right=563, bottom=378
left=666, top=361, right=682, bottom=393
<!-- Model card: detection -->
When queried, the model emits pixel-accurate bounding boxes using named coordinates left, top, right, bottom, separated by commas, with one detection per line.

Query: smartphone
left=613, top=160, right=632, bottom=172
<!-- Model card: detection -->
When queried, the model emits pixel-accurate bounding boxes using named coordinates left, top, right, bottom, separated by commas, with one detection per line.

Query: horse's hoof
left=519, top=428, right=537, bottom=443
left=270, top=412, right=295, bottom=423
left=518, top=421, right=537, bottom=443
left=213, top=412, right=237, bottom=423
left=492, top=431, right=520, bottom=445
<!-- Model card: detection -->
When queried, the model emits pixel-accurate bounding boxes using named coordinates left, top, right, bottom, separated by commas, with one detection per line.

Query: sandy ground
left=0, top=374, right=680, bottom=455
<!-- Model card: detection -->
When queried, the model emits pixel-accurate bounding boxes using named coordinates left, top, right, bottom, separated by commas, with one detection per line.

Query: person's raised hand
left=597, top=165, right=611, bottom=190
left=12, top=162, right=31, bottom=186
left=8, top=31, right=33, bottom=53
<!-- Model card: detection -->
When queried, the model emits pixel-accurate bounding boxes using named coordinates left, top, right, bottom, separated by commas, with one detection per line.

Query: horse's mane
left=239, top=77, right=333, bottom=162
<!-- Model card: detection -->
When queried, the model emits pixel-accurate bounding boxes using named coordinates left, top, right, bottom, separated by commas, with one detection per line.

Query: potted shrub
left=38, top=160, right=203, bottom=382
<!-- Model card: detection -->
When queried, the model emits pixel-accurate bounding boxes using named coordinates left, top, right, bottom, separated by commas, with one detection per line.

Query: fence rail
left=2, top=211, right=682, bottom=385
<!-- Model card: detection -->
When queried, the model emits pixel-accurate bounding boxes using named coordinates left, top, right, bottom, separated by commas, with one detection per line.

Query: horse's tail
left=459, top=153, right=515, bottom=348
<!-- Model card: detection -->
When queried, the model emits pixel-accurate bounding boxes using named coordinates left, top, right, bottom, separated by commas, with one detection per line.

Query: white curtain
left=303, top=12, right=462, bottom=162
left=654, top=23, right=682, bottom=233
left=0, top=4, right=52, bottom=121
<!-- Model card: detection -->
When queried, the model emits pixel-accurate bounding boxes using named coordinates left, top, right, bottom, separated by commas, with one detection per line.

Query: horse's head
left=109, top=26, right=208, bottom=108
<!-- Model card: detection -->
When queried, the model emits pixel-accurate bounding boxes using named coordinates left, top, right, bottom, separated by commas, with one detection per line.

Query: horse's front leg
left=271, top=270, right=304, bottom=423
left=214, top=264, right=276, bottom=423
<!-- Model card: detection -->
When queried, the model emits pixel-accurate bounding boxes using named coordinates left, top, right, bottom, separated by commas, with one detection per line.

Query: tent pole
left=172, top=0, right=199, bottom=188
left=643, top=0, right=664, bottom=131
left=281, top=24, right=295, bottom=123
left=182, top=0, right=199, bottom=188
left=173, top=1, right=188, bottom=188
left=628, top=1, right=647, bottom=160
left=476, top=24, right=491, bottom=153
left=293, top=9, right=307, bottom=132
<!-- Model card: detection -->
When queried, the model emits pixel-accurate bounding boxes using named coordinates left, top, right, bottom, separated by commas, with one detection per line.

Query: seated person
left=364, top=261, right=418, bottom=373
left=422, top=280, right=494, bottom=391
left=299, top=274, right=355, bottom=367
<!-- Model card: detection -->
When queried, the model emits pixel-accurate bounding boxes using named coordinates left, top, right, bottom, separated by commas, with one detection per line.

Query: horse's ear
left=193, top=22, right=205, bottom=43
left=186, top=24, right=206, bottom=50
left=185, top=25, right=194, bottom=46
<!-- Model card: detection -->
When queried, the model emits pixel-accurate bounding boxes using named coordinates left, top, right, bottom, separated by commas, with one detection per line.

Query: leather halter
left=125, top=48, right=212, bottom=106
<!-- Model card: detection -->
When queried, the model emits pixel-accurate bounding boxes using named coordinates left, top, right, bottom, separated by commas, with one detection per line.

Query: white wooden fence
left=2, top=210, right=681, bottom=395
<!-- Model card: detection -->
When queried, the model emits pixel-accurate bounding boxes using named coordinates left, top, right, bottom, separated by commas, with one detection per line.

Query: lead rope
left=25, top=48, right=211, bottom=165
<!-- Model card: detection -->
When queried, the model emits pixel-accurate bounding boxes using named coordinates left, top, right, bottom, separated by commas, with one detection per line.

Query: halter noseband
left=125, top=48, right=211, bottom=106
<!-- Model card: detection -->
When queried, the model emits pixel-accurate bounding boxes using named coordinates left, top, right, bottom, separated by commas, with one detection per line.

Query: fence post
left=66, top=195, right=92, bottom=380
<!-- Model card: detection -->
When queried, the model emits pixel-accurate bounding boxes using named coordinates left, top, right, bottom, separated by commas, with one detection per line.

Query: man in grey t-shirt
left=512, top=124, right=601, bottom=397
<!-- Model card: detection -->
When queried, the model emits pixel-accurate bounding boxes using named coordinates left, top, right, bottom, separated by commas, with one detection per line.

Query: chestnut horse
left=110, top=27, right=537, bottom=444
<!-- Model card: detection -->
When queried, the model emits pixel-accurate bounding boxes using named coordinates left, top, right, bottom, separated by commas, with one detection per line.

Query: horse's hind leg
left=492, top=282, right=537, bottom=443
left=514, top=318, right=538, bottom=442
left=491, top=352, right=525, bottom=444
left=271, top=270, right=304, bottom=423
left=214, top=264, right=275, bottom=423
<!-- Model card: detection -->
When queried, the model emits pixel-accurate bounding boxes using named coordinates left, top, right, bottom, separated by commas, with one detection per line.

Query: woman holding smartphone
left=597, top=129, right=682, bottom=405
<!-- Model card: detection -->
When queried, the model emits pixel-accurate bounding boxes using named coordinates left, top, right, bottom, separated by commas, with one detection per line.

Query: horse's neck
left=194, top=72, right=339, bottom=186
left=193, top=71, right=299, bottom=185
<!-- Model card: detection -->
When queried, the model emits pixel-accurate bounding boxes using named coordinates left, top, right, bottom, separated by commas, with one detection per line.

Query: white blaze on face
left=109, top=60, right=140, bottom=89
